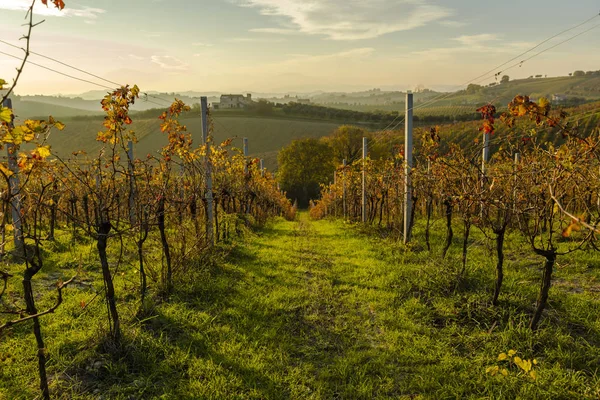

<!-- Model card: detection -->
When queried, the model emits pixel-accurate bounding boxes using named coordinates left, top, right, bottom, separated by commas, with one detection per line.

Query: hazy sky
left=0, top=0, right=599, bottom=95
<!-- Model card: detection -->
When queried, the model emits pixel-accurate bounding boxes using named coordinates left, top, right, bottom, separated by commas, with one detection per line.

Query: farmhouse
left=214, top=94, right=253, bottom=109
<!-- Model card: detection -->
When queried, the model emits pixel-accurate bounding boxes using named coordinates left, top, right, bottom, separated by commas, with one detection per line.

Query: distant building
left=552, top=94, right=568, bottom=104
left=296, top=98, right=311, bottom=104
left=214, top=93, right=253, bottom=109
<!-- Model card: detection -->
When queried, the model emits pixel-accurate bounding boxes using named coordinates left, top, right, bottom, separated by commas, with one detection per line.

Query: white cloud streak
left=225, top=37, right=286, bottom=43
left=411, top=34, right=534, bottom=61
left=238, top=0, right=452, bottom=40
left=249, top=27, right=298, bottom=35
left=151, top=55, right=189, bottom=71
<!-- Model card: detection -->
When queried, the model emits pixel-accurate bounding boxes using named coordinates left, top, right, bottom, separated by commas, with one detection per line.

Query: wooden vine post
left=201, top=97, right=214, bottom=247
left=404, top=91, right=414, bottom=244
left=342, top=159, right=347, bottom=220
left=362, top=137, right=368, bottom=223
left=127, top=140, right=136, bottom=225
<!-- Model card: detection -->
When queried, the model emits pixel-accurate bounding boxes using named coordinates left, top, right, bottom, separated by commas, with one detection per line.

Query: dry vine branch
left=0, top=270, right=11, bottom=300
left=1, top=0, right=44, bottom=103
left=549, top=184, right=600, bottom=234
left=0, top=275, right=76, bottom=333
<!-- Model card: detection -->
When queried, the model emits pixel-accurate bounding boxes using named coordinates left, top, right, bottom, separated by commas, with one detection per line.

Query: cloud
left=237, top=0, right=452, bottom=40
left=225, top=37, right=286, bottom=43
left=239, top=47, right=375, bottom=73
left=0, top=0, right=105, bottom=18
left=192, top=42, right=214, bottom=47
left=411, top=34, right=534, bottom=61
left=453, top=34, right=499, bottom=47
left=249, top=27, right=298, bottom=35
left=439, top=20, right=467, bottom=28
left=151, top=55, right=189, bottom=71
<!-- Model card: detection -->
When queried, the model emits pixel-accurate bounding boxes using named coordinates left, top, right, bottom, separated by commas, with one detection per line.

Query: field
left=313, top=74, right=600, bottom=113
left=41, top=114, right=342, bottom=170
left=1, top=214, right=599, bottom=399
left=11, top=99, right=104, bottom=119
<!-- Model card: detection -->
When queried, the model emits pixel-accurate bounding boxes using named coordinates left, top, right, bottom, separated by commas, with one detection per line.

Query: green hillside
left=438, top=74, right=600, bottom=107
left=315, top=74, right=600, bottom=113
left=45, top=115, right=342, bottom=170
left=11, top=99, right=103, bottom=119
left=417, top=101, right=600, bottom=153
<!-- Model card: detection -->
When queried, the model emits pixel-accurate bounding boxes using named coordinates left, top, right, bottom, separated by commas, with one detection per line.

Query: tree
left=466, top=84, right=483, bottom=94
left=250, top=99, right=274, bottom=116
left=573, top=70, right=585, bottom=77
left=501, top=75, right=510, bottom=84
left=321, top=125, right=366, bottom=164
left=278, top=139, right=335, bottom=208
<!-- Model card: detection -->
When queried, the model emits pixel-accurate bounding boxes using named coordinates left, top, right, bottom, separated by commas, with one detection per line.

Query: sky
left=0, top=0, right=599, bottom=95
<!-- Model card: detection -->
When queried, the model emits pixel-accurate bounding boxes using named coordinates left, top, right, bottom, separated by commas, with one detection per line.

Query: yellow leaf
left=35, top=146, right=52, bottom=159
left=498, top=353, right=508, bottom=361
left=501, top=369, right=508, bottom=377
left=0, top=163, right=13, bottom=178
left=486, top=366, right=499, bottom=376
left=0, top=107, right=12, bottom=123
left=513, top=357, right=532, bottom=373
left=55, top=121, right=65, bottom=131
left=533, top=359, right=538, bottom=365
left=530, top=370, right=537, bottom=380
left=508, top=350, right=517, bottom=357
left=514, top=356, right=523, bottom=367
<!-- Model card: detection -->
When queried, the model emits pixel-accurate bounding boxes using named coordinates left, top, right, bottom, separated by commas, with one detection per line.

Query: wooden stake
left=201, top=97, right=214, bottom=247
left=362, top=137, right=367, bottom=223
left=404, top=91, right=413, bottom=244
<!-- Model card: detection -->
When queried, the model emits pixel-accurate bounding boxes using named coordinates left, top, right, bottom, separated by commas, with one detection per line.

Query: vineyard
left=312, top=96, right=600, bottom=326
left=2, top=1, right=600, bottom=398
left=2, top=89, right=600, bottom=400
left=0, top=87, right=295, bottom=398
left=308, top=96, right=600, bottom=394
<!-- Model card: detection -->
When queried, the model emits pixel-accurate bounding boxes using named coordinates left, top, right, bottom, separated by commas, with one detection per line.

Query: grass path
left=171, top=213, right=405, bottom=399
left=121, top=213, right=600, bottom=399
left=2, top=213, right=599, bottom=399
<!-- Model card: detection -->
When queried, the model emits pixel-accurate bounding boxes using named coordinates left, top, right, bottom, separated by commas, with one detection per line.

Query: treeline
left=279, top=101, right=479, bottom=125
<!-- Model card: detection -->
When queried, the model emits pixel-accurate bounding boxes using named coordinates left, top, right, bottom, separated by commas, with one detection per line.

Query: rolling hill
left=42, top=114, right=343, bottom=171
left=312, top=73, right=600, bottom=112
left=10, top=99, right=103, bottom=119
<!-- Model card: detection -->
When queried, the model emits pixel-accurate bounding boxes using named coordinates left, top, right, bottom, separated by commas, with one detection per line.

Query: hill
left=312, top=73, right=600, bottom=113
left=32, top=100, right=600, bottom=174
left=10, top=99, right=103, bottom=119
left=42, top=114, right=343, bottom=171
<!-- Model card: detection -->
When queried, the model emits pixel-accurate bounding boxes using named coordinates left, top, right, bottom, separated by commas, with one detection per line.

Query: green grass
left=1, top=213, right=600, bottom=399
left=43, top=115, right=341, bottom=171
left=12, top=99, right=103, bottom=119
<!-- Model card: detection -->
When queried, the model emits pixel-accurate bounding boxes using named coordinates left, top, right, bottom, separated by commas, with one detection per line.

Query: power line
left=0, top=38, right=122, bottom=88
left=488, top=22, right=600, bottom=87
left=379, top=11, right=600, bottom=135
left=0, top=50, right=167, bottom=109
left=0, top=42, right=173, bottom=107
left=416, top=17, right=600, bottom=111
left=0, top=49, right=115, bottom=91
